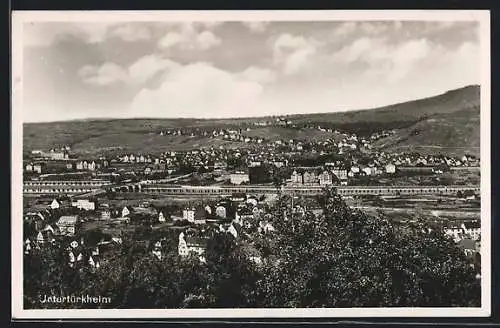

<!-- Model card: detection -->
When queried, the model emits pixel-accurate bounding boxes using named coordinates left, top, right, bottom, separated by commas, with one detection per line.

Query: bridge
left=23, top=180, right=112, bottom=195
left=22, top=179, right=480, bottom=197
left=111, top=184, right=480, bottom=197
left=24, top=180, right=111, bottom=187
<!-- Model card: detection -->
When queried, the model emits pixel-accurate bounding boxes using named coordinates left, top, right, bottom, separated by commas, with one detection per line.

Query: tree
left=204, top=233, right=262, bottom=307
left=82, top=228, right=106, bottom=246
left=258, top=189, right=481, bottom=307
left=24, top=243, right=102, bottom=309
left=249, top=165, right=272, bottom=184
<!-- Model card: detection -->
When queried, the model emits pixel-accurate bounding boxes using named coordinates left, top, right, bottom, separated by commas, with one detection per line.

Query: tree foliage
left=258, top=189, right=480, bottom=307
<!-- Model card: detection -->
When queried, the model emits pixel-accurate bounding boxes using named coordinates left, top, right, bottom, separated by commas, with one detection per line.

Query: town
left=23, top=120, right=481, bottom=289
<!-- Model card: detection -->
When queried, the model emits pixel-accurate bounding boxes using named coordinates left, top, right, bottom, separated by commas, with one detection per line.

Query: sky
left=21, top=19, right=481, bottom=122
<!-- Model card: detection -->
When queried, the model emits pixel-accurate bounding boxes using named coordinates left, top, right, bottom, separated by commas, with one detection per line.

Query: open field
left=346, top=193, right=480, bottom=224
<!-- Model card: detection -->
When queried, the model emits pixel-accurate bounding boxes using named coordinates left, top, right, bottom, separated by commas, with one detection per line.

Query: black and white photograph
left=11, top=10, right=491, bottom=319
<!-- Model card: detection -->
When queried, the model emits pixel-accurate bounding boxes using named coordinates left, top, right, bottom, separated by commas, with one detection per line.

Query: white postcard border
left=11, top=9, right=492, bottom=319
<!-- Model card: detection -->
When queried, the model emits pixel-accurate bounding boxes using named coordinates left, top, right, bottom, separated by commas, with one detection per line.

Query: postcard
left=11, top=10, right=491, bottom=319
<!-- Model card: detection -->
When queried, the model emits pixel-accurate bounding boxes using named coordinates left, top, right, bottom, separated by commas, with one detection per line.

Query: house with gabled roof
left=88, top=255, right=100, bottom=268
left=36, top=230, right=55, bottom=244
left=121, top=206, right=131, bottom=218
left=227, top=222, right=241, bottom=239
left=458, top=238, right=477, bottom=257
left=178, top=232, right=207, bottom=262
left=50, top=199, right=60, bottom=210
left=215, top=205, right=227, bottom=219
left=24, top=238, right=32, bottom=254
left=56, top=215, right=79, bottom=236
left=462, top=221, right=480, bottom=240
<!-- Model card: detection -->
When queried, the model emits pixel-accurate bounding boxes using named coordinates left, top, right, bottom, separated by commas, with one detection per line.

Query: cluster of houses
left=371, top=152, right=480, bottom=169
left=177, top=232, right=208, bottom=262
left=444, top=221, right=481, bottom=257
left=150, top=193, right=274, bottom=262
left=25, top=227, right=124, bottom=270
left=114, top=148, right=243, bottom=176
left=246, top=156, right=288, bottom=169
left=230, top=171, right=250, bottom=185
left=75, top=160, right=109, bottom=171
left=66, top=239, right=101, bottom=269
left=160, top=209, right=274, bottom=264
left=24, top=197, right=106, bottom=249
left=24, top=213, right=81, bottom=251
left=24, top=190, right=277, bottom=269
left=25, top=158, right=109, bottom=175
left=25, top=128, right=479, bottom=191
left=31, top=146, right=71, bottom=160
left=153, top=219, right=264, bottom=264
left=370, top=130, right=396, bottom=141
left=288, top=163, right=397, bottom=186
left=290, top=169, right=340, bottom=186
left=178, top=194, right=267, bottom=224
left=158, top=126, right=267, bottom=145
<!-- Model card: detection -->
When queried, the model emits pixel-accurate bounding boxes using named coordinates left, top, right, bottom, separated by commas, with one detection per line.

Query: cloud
left=330, top=37, right=434, bottom=82
left=78, top=62, right=128, bottom=86
left=332, top=21, right=405, bottom=41
left=242, top=21, right=269, bottom=33
left=131, top=62, right=264, bottom=118
left=157, top=32, right=183, bottom=49
left=24, top=22, right=113, bottom=46
left=128, top=55, right=180, bottom=84
left=332, top=22, right=358, bottom=37
left=157, top=24, right=222, bottom=51
left=358, top=22, right=391, bottom=35
left=388, top=39, right=431, bottom=81
left=107, top=23, right=152, bottom=42
left=240, top=66, right=276, bottom=84
left=423, top=21, right=461, bottom=34
left=274, top=33, right=311, bottom=51
left=273, top=33, right=319, bottom=75
left=24, top=21, right=482, bottom=122
left=195, top=31, right=222, bottom=50
left=23, top=22, right=155, bottom=47
left=78, top=54, right=179, bottom=86
left=283, top=47, right=317, bottom=75
left=433, top=41, right=480, bottom=87
left=79, top=24, right=113, bottom=43
left=331, top=37, right=377, bottom=62
left=328, top=34, right=480, bottom=100
left=197, top=21, right=224, bottom=29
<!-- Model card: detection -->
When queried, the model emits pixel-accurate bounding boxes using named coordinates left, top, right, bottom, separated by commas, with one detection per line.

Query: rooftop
left=463, top=222, right=480, bottom=229
left=57, top=215, right=78, bottom=224
left=186, top=237, right=208, bottom=247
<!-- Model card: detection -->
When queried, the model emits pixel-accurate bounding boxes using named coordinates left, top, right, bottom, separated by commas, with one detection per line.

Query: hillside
left=23, top=85, right=480, bottom=157
left=302, top=84, right=479, bottom=124
left=373, top=106, right=480, bottom=156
